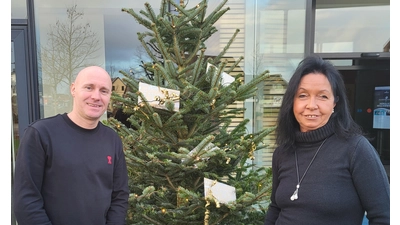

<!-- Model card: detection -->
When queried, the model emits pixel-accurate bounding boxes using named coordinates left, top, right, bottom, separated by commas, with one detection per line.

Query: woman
left=264, top=55, right=389, bottom=225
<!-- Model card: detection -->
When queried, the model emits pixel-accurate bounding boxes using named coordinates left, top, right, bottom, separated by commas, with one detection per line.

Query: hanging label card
left=138, top=82, right=180, bottom=112
left=207, top=63, right=234, bottom=86
left=204, top=178, right=236, bottom=204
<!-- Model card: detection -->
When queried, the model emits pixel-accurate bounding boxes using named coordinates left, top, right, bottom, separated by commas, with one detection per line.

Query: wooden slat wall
left=217, top=1, right=289, bottom=169
left=221, top=56, right=245, bottom=130
left=258, top=74, right=287, bottom=168
left=219, top=58, right=287, bottom=169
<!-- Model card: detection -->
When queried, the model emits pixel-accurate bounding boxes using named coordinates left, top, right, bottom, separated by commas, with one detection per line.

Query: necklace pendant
left=290, top=191, right=298, bottom=201
left=290, top=185, right=299, bottom=201
left=291, top=138, right=327, bottom=203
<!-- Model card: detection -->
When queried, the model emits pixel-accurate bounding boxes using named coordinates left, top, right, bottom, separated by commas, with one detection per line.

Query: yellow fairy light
left=161, top=208, right=166, bottom=214
left=210, top=99, right=216, bottom=107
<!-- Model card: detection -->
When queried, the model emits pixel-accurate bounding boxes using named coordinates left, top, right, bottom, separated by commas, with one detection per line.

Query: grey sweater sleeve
left=350, top=137, right=390, bottom=224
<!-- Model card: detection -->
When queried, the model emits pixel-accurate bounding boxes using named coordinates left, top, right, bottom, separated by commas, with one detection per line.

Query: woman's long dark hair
left=276, top=55, right=363, bottom=148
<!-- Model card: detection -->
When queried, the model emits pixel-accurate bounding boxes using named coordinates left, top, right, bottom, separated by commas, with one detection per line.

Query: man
left=13, top=66, right=129, bottom=225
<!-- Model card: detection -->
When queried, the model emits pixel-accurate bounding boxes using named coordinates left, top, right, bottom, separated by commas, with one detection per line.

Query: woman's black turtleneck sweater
left=264, top=121, right=390, bottom=225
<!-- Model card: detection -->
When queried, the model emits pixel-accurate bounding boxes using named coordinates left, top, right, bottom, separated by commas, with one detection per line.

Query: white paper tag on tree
left=204, top=178, right=236, bottom=204
left=206, top=63, right=234, bottom=86
left=138, top=82, right=180, bottom=112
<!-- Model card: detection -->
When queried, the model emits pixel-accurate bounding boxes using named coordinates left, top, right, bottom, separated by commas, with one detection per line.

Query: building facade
left=11, top=0, right=390, bottom=223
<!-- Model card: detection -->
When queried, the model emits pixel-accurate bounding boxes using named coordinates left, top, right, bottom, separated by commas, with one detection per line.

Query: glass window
left=11, top=42, right=18, bottom=183
left=33, top=0, right=224, bottom=119
left=252, top=0, right=306, bottom=168
left=315, top=1, right=390, bottom=53
left=12, top=0, right=27, bottom=19
left=32, top=0, right=306, bottom=169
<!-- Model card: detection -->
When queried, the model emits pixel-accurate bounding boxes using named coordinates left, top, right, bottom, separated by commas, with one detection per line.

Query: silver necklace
left=290, top=138, right=328, bottom=201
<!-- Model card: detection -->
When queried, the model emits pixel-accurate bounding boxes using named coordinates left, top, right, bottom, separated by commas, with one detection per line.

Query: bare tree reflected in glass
left=40, top=4, right=101, bottom=115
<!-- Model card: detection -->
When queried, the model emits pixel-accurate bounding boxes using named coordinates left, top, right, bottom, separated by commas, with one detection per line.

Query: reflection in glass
left=252, top=0, right=306, bottom=168
left=11, top=0, right=27, bottom=19
left=11, top=41, right=18, bottom=225
left=11, top=42, right=18, bottom=160
left=315, top=3, right=389, bottom=53
left=34, top=1, right=223, bottom=120
left=34, top=0, right=382, bottom=171
left=37, top=4, right=103, bottom=118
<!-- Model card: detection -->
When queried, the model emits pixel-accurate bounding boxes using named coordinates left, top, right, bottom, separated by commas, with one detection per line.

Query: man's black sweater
left=13, top=113, right=129, bottom=225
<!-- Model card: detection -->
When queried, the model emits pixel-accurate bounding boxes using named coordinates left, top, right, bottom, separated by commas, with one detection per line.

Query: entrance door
left=339, top=58, right=390, bottom=164
left=12, top=21, right=40, bottom=225
left=12, top=26, right=28, bottom=225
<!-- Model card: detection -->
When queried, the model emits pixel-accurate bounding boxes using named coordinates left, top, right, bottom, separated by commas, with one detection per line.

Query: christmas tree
left=105, top=0, right=275, bottom=224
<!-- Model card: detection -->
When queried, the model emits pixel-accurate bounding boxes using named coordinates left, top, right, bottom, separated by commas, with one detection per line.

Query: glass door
left=12, top=23, right=38, bottom=225
left=11, top=40, right=17, bottom=225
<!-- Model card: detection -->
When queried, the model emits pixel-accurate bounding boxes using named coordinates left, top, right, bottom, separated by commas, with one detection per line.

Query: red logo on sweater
left=107, top=156, right=112, bottom=164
